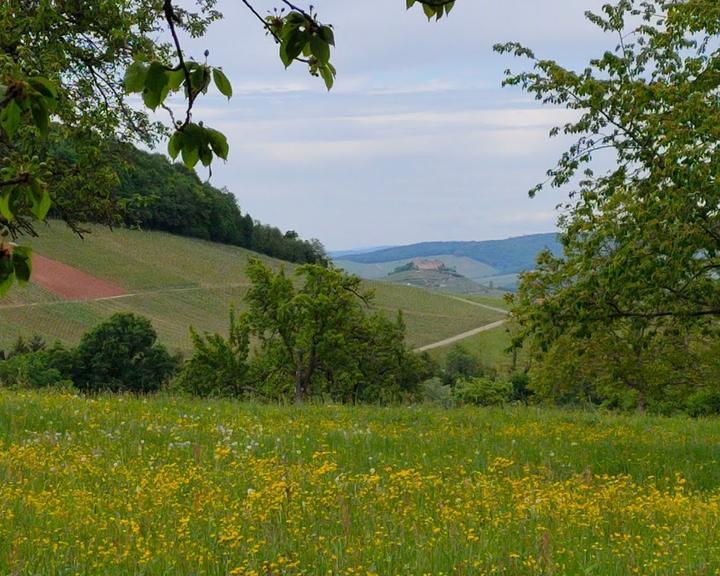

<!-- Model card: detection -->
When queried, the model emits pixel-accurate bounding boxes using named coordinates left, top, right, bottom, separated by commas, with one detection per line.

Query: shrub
left=419, top=377, right=454, bottom=407
left=454, top=377, right=512, bottom=406
left=172, top=309, right=252, bottom=397
left=509, top=372, right=532, bottom=403
left=442, top=345, right=481, bottom=386
left=0, top=343, right=73, bottom=389
left=686, top=389, right=720, bottom=417
left=73, top=313, right=178, bottom=393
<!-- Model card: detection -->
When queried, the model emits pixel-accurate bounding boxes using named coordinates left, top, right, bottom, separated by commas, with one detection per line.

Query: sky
left=169, top=0, right=611, bottom=250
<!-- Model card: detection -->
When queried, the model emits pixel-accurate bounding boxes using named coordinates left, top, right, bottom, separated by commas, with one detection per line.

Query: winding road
left=414, top=296, right=509, bottom=352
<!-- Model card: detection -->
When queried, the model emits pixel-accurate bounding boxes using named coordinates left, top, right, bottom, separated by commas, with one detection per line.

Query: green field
left=1, top=390, right=719, bottom=575
left=0, top=224, right=505, bottom=353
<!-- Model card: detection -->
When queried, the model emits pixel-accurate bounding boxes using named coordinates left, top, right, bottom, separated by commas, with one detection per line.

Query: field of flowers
left=1, top=390, right=719, bottom=575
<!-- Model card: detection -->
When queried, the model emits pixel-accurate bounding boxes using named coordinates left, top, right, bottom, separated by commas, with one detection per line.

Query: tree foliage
left=111, top=145, right=327, bottom=264
left=501, top=0, right=720, bottom=410
left=173, top=308, right=252, bottom=397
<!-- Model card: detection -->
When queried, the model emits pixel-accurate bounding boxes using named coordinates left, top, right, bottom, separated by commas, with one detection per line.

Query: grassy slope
left=0, top=224, right=505, bottom=353
left=424, top=294, right=519, bottom=371
left=2, top=390, right=719, bottom=574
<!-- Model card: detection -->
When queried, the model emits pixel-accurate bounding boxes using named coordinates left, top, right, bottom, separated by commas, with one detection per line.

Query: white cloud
left=151, top=0, right=613, bottom=248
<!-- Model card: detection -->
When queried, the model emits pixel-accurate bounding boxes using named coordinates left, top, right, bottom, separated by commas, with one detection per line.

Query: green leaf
left=285, top=12, right=306, bottom=26
left=310, top=35, right=330, bottom=65
left=29, top=98, right=49, bottom=136
left=178, top=123, right=203, bottom=168
left=181, top=143, right=200, bottom=169
left=28, top=178, right=51, bottom=220
left=12, top=246, right=32, bottom=284
left=166, top=68, right=185, bottom=92
left=1, top=99, right=22, bottom=139
left=0, top=191, right=13, bottom=221
left=168, top=131, right=184, bottom=160
left=319, top=65, right=335, bottom=91
left=124, top=62, right=148, bottom=93
left=318, top=26, right=335, bottom=46
left=282, top=29, right=311, bottom=67
left=212, top=69, right=233, bottom=99
left=29, top=76, right=58, bottom=98
left=143, top=62, right=169, bottom=110
left=206, top=128, right=229, bottom=160
left=198, top=144, right=213, bottom=167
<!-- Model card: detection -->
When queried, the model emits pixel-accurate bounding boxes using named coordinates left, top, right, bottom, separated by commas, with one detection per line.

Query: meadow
left=1, top=390, right=719, bottom=575
left=0, top=224, right=504, bottom=353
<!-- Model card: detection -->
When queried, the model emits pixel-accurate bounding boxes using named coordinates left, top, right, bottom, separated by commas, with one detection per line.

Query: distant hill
left=328, top=246, right=395, bottom=258
left=338, top=233, right=561, bottom=275
left=336, top=255, right=497, bottom=282
left=384, top=259, right=499, bottom=295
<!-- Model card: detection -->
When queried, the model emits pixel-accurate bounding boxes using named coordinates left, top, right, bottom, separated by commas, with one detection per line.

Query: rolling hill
left=0, top=223, right=506, bottom=354
left=336, top=255, right=498, bottom=282
left=334, top=233, right=561, bottom=292
left=380, top=259, right=498, bottom=295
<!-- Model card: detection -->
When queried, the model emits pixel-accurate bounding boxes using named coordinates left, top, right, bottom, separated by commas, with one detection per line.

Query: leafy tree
left=0, top=0, right=456, bottom=293
left=73, top=313, right=179, bottom=393
left=182, top=258, right=428, bottom=402
left=501, top=0, right=720, bottom=404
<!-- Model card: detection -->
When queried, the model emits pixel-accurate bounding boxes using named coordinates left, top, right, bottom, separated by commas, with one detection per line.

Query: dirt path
left=414, top=319, right=508, bottom=352
left=413, top=295, right=510, bottom=352
left=448, top=295, right=510, bottom=315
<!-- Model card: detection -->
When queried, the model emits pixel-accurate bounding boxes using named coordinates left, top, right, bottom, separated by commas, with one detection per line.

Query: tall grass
left=1, top=390, right=718, bottom=575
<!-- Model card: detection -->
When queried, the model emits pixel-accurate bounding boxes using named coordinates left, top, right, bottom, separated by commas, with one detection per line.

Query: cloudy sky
left=171, top=0, right=610, bottom=250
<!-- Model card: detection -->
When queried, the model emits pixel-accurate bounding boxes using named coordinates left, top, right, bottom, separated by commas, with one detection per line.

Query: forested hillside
left=109, top=144, right=326, bottom=265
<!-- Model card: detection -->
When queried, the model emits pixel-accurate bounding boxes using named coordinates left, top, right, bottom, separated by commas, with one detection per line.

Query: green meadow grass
left=1, top=390, right=719, bottom=575
left=1, top=224, right=504, bottom=353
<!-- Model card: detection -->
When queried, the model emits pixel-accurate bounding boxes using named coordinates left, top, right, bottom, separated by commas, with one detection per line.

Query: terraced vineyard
left=0, top=224, right=506, bottom=353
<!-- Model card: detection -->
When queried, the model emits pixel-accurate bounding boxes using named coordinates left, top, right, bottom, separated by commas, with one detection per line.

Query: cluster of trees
left=110, top=144, right=326, bottom=264
left=419, top=344, right=532, bottom=408
left=0, top=316, right=179, bottom=393
left=174, top=259, right=435, bottom=403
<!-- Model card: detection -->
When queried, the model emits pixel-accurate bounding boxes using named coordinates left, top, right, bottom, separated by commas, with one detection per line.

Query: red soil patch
left=31, top=254, right=126, bottom=300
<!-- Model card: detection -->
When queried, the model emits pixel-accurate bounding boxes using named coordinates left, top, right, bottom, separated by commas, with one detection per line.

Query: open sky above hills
left=167, top=0, right=609, bottom=249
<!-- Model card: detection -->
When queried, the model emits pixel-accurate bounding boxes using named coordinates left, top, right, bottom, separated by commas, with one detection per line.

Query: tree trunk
left=294, top=360, right=304, bottom=404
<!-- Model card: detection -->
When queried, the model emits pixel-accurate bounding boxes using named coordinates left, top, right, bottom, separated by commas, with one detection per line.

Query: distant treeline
left=111, top=145, right=327, bottom=265
left=342, top=234, right=562, bottom=274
